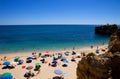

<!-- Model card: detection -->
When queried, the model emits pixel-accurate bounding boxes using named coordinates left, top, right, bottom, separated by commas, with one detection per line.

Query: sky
left=0, top=0, right=120, bottom=25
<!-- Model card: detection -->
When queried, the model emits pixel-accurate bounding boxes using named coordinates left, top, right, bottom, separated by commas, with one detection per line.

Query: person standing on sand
left=4, top=56, right=7, bottom=61
left=48, top=63, right=51, bottom=67
left=97, top=46, right=99, bottom=49
left=39, top=52, right=41, bottom=57
left=91, top=45, right=93, bottom=49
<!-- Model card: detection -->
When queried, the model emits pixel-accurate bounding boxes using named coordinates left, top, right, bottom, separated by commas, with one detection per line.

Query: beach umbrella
left=15, top=56, right=20, bottom=59
left=63, top=59, right=68, bottom=63
left=22, top=65, right=26, bottom=69
left=65, top=51, right=70, bottom=54
left=3, top=61, right=10, bottom=66
left=27, top=57, right=32, bottom=59
left=0, top=75, right=13, bottom=79
left=18, top=59, right=24, bottom=64
left=2, top=72, right=11, bottom=77
left=26, top=66, right=33, bottom=70
left=54, top=69, right=63, bottom=75
left=10, top=61, right=17, bottom=66
left=14, top=56, right=20, bottom=62
left=96, top=49, right=99, bottom=54
left=26, top=58, right=32, bottom=63
left=35, top=62, right=41, bottom=66
left=1, top=72, right=13, bottom=79
left=52, top=60, right=57, bottom=64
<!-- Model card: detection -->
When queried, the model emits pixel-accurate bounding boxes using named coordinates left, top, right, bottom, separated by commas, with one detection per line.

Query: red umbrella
left=22, top=66, right=26, bottom=69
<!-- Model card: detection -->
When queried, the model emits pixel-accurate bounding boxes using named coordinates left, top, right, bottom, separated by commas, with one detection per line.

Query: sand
left=0, top=44, right=107, bottom=79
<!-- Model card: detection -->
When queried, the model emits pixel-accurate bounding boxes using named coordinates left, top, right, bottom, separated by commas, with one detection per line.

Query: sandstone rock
left=77, top=53, right=112, bottom=79
left=95, top=24, right=118, bottom=35
left=108, top=29, right=120, bottom=53
left=77, top=29, right=120, bottom=79
left=111, top=52, right=120, bottom=79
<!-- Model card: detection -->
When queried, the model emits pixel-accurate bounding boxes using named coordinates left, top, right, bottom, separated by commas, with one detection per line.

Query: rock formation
left=77, top=29, right=120, bottom=79
left=108, top=29, right=120, bottom=53
left=77, top=53, right=112, bottom=79
left=95, top=24, right=118, bottom=35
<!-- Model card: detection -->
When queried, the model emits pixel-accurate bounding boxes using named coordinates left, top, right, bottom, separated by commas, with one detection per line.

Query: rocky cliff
left=95, top=24, right=118, bottom=35
left=108, top=29, right=120, bottom=53
left=77, top=29, right=120, bottom=79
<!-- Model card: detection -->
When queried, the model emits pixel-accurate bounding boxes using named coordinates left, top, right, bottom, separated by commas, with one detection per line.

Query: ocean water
left=0, top=25, right=110, bottom=53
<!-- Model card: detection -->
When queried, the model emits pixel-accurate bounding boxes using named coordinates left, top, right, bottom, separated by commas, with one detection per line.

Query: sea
left=0, top=25, right=110, bottom=53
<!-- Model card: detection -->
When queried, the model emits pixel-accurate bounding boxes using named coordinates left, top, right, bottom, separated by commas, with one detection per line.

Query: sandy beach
left=0, top=44, right=107, bottom=79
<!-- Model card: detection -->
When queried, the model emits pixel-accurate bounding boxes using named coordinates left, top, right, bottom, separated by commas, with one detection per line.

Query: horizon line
left=0, top=23, right=119, bottom=26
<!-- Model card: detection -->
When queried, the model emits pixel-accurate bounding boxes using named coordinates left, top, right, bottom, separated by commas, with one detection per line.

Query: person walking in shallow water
left=73, top=47, right=75, bottom=50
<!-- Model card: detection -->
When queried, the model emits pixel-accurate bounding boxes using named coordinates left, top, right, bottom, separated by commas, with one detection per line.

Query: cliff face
left=77, top=29, right=120, bottom=79
left=108, top=29, right=120, bottom=53
left=95, top=24, right=118, bottom=35
left=77, top=53, right=112, bottom=79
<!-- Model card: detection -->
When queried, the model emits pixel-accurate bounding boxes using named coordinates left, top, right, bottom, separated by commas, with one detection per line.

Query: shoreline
left=0, top=43, right=108, bottom=79
left=0, top=43, right=108, bottom=59
left=0, top=43, right=108, bottom=54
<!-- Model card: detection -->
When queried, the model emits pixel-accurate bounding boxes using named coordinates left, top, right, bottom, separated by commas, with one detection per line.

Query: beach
left=0, top=44, right=107, bottom=79
left=0, top=0, right=119, bottom=78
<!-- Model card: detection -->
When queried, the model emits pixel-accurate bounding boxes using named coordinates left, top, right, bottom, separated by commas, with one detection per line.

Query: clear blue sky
left=0, top=0, right=120, bottom=25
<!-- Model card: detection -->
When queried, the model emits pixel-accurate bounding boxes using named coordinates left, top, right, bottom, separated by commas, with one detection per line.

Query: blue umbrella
left=18, top=60, right=24, bottom=64
left=65, top=51, right=69, bottom=56
left=96, top=49, right=99, bottom=54
left=3, top=61, right=10, bottom=66
left=27, top=57, right=32, bottom=60
left=52, top=60, right=57, bottom=64
left=0, top=75, right=13, bottom=79
left=54, top=69, right=63, bottom=75
left=63, top=59, right=68, bottom=63
left=0, top=72, right=13, bottom=79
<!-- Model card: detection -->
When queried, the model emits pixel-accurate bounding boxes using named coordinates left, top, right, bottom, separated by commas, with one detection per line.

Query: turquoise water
left=0, top=25, right=110, bottom=53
